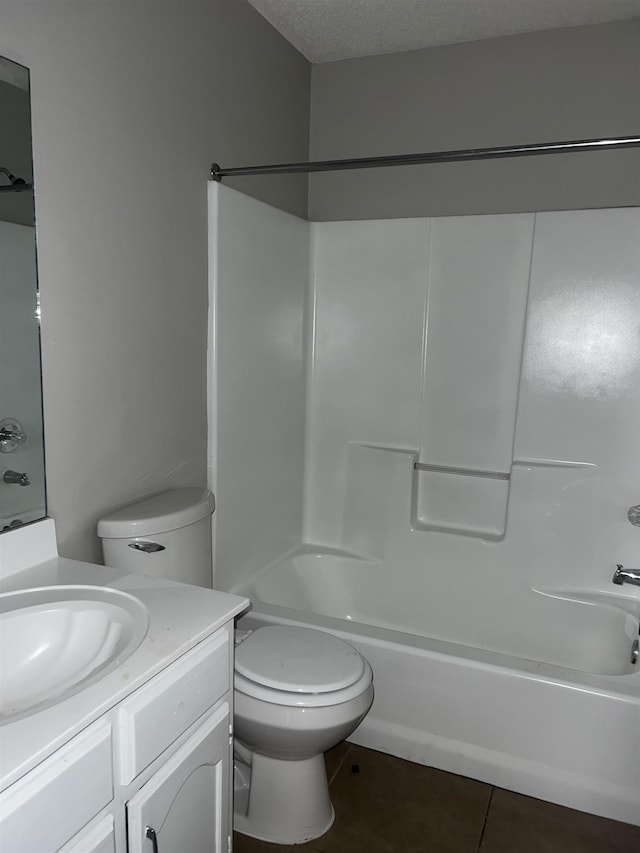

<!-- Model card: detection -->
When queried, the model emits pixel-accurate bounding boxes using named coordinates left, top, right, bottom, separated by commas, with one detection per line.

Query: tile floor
left=234, top=743, right=640, bottom=853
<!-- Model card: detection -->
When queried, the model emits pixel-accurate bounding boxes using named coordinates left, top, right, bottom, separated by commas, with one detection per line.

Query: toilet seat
left=235, top=663, right=373, bottom=707
left=234, top=626, right=372, bottom=707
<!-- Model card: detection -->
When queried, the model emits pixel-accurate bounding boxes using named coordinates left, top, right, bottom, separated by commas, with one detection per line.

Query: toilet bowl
left=97, top=489, right=374, bottom=845
left=232, top=625, right=374, bottom=844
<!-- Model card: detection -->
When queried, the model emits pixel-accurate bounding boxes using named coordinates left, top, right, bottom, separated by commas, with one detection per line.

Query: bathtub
left=234, top=548, right=640, bottom=826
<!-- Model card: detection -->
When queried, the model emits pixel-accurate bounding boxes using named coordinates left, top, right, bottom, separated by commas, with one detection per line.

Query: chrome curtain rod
left=210, top=135, right=640, bottom=181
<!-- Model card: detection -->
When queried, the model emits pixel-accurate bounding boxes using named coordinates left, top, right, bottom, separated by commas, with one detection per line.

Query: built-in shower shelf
left=351, top=442, right=418, bottom=456
left=414, top=462, right=510, bottom=480
left=512, top=458, right=598, bottom=468
left=412, top=464, right=510, bottom=541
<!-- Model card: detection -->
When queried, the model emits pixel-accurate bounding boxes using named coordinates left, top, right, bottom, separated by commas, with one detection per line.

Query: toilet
left=98, top=487, right=374, bottom=845
left=233, top=624, right=373, bottom=843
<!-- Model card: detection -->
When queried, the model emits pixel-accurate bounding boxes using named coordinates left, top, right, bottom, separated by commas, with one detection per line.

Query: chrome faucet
left=612, top=564, right=640, bottom=587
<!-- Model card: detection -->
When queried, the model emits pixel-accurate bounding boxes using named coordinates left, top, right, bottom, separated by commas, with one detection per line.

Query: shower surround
left=208, top=184, right=640, bottom=824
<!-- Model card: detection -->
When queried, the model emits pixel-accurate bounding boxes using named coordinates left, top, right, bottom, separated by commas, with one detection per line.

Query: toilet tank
left=97, top=488, right=215, bottom=588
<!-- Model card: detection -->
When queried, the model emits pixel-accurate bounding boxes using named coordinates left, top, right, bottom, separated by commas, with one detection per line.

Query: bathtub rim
left=235, top=596, right=640, bottom=702
left=231, top=540, right=640, bottom=695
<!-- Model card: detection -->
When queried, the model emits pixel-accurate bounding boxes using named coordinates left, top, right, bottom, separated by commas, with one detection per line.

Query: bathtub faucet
left=612, top=564, right=640, bottom=587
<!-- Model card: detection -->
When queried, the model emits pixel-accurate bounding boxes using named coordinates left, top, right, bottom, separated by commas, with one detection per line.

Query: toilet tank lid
left=97, top=488, right=215, bottom=538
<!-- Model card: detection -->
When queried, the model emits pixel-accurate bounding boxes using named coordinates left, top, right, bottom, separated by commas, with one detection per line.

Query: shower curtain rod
left=210, top=134, right=640, bottom=181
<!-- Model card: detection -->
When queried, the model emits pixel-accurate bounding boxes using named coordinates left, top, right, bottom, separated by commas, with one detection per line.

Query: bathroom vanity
left=0, top=520, right=249, bottom=853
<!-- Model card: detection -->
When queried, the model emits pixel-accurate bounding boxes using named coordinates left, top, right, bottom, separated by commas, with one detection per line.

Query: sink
left=0, top=585, right=149, bottom=720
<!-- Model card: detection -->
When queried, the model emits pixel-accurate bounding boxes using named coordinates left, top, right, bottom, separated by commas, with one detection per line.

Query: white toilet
left=98, top=488, right=374, bottom=845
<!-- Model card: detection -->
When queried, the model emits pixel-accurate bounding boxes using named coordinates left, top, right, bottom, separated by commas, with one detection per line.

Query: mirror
left=0, top=56, right=46, bottom=530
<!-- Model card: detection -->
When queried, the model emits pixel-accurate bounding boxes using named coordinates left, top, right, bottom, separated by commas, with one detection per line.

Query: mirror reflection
left=0, top=56, right=46, bottom=529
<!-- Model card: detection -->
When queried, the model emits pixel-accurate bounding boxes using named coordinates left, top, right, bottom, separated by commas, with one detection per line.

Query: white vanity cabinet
left=0, top=719, right=115, bottom=853
left=0, top=624, right=235, bottom=853
left=58, top=816, right=117, bottom=853
left=120, top=629, right=233, bottom=853
left=126, top=703, right=230, bottom=853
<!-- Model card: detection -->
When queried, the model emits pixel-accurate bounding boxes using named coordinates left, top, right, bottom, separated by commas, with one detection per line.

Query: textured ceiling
left=246, top=0, right=640, bottom=63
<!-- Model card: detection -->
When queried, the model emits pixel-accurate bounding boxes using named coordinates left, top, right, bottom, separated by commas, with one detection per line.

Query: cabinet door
left=127, top=704, right=230, bottom=853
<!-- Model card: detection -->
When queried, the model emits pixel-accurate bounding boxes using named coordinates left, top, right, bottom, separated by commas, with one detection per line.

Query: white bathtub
left=234, top=548, right=640, bottom=826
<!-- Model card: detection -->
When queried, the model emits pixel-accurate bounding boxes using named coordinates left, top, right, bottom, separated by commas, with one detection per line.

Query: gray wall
left=309, top=20, right=640, bottom=220
left=0, top=0, right=310, bottom=560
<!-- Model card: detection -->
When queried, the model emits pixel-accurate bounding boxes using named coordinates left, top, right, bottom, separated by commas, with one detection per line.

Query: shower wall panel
left=419, top=214, right=533, bottom=473
left=513, top=207, right=640, bottom=583
left=210, top=193, right=638, bottom=613
left=305, top=208, right=639, bottom=598
left=415, top=214, right=534, bottom=538
left=305, top=219, right=429, bottom=544
left=209, top=184, right=308, bottom=591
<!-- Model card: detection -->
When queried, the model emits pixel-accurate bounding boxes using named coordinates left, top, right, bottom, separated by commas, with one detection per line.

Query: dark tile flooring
left=234, top=743, right=640, bottom=853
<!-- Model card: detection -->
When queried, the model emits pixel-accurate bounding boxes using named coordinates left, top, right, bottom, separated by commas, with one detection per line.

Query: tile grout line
left=284, top=746, right=353, bottom=852
left=475, top=786, right=495, bottom=852
left=327, top=743, right=353, bottom=787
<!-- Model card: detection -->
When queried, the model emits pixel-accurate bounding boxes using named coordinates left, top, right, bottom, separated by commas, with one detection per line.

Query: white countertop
left=0, top=522, right=249, bottom=792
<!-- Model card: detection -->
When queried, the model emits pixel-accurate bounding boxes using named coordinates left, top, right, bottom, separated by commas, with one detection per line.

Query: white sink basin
left=0, top=585, right=149, bottom=720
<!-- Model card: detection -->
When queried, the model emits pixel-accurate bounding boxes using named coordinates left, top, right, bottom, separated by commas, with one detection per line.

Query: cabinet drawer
left=117, top=630, right=229, bottom=784
left=0, top=719, right=113, bottom=853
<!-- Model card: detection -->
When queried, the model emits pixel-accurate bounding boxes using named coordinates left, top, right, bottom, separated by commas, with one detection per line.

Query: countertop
left=0, top=523, right=249, bottom=792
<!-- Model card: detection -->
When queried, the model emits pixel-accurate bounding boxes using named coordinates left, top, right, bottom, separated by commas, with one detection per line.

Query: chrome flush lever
left=128, top=541, right=166, bottom=553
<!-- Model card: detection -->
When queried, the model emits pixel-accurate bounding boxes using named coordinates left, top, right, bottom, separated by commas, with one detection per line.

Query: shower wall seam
left=417, top=218, right=433, bottom=463
left=507, top=212, right=539, bottom=470
left=301, top=221, right=318, bottom=545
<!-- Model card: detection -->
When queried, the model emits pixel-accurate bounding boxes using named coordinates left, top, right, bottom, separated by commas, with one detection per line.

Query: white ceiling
left=246, top=0, right=640, bottom=63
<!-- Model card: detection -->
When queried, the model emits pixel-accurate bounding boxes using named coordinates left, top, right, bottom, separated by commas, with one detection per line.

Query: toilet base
left=233, top=751, right=335, bottom=845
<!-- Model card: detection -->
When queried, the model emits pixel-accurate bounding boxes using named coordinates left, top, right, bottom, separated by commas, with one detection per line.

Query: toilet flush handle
left=128, top=541, right=166, bottom=553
